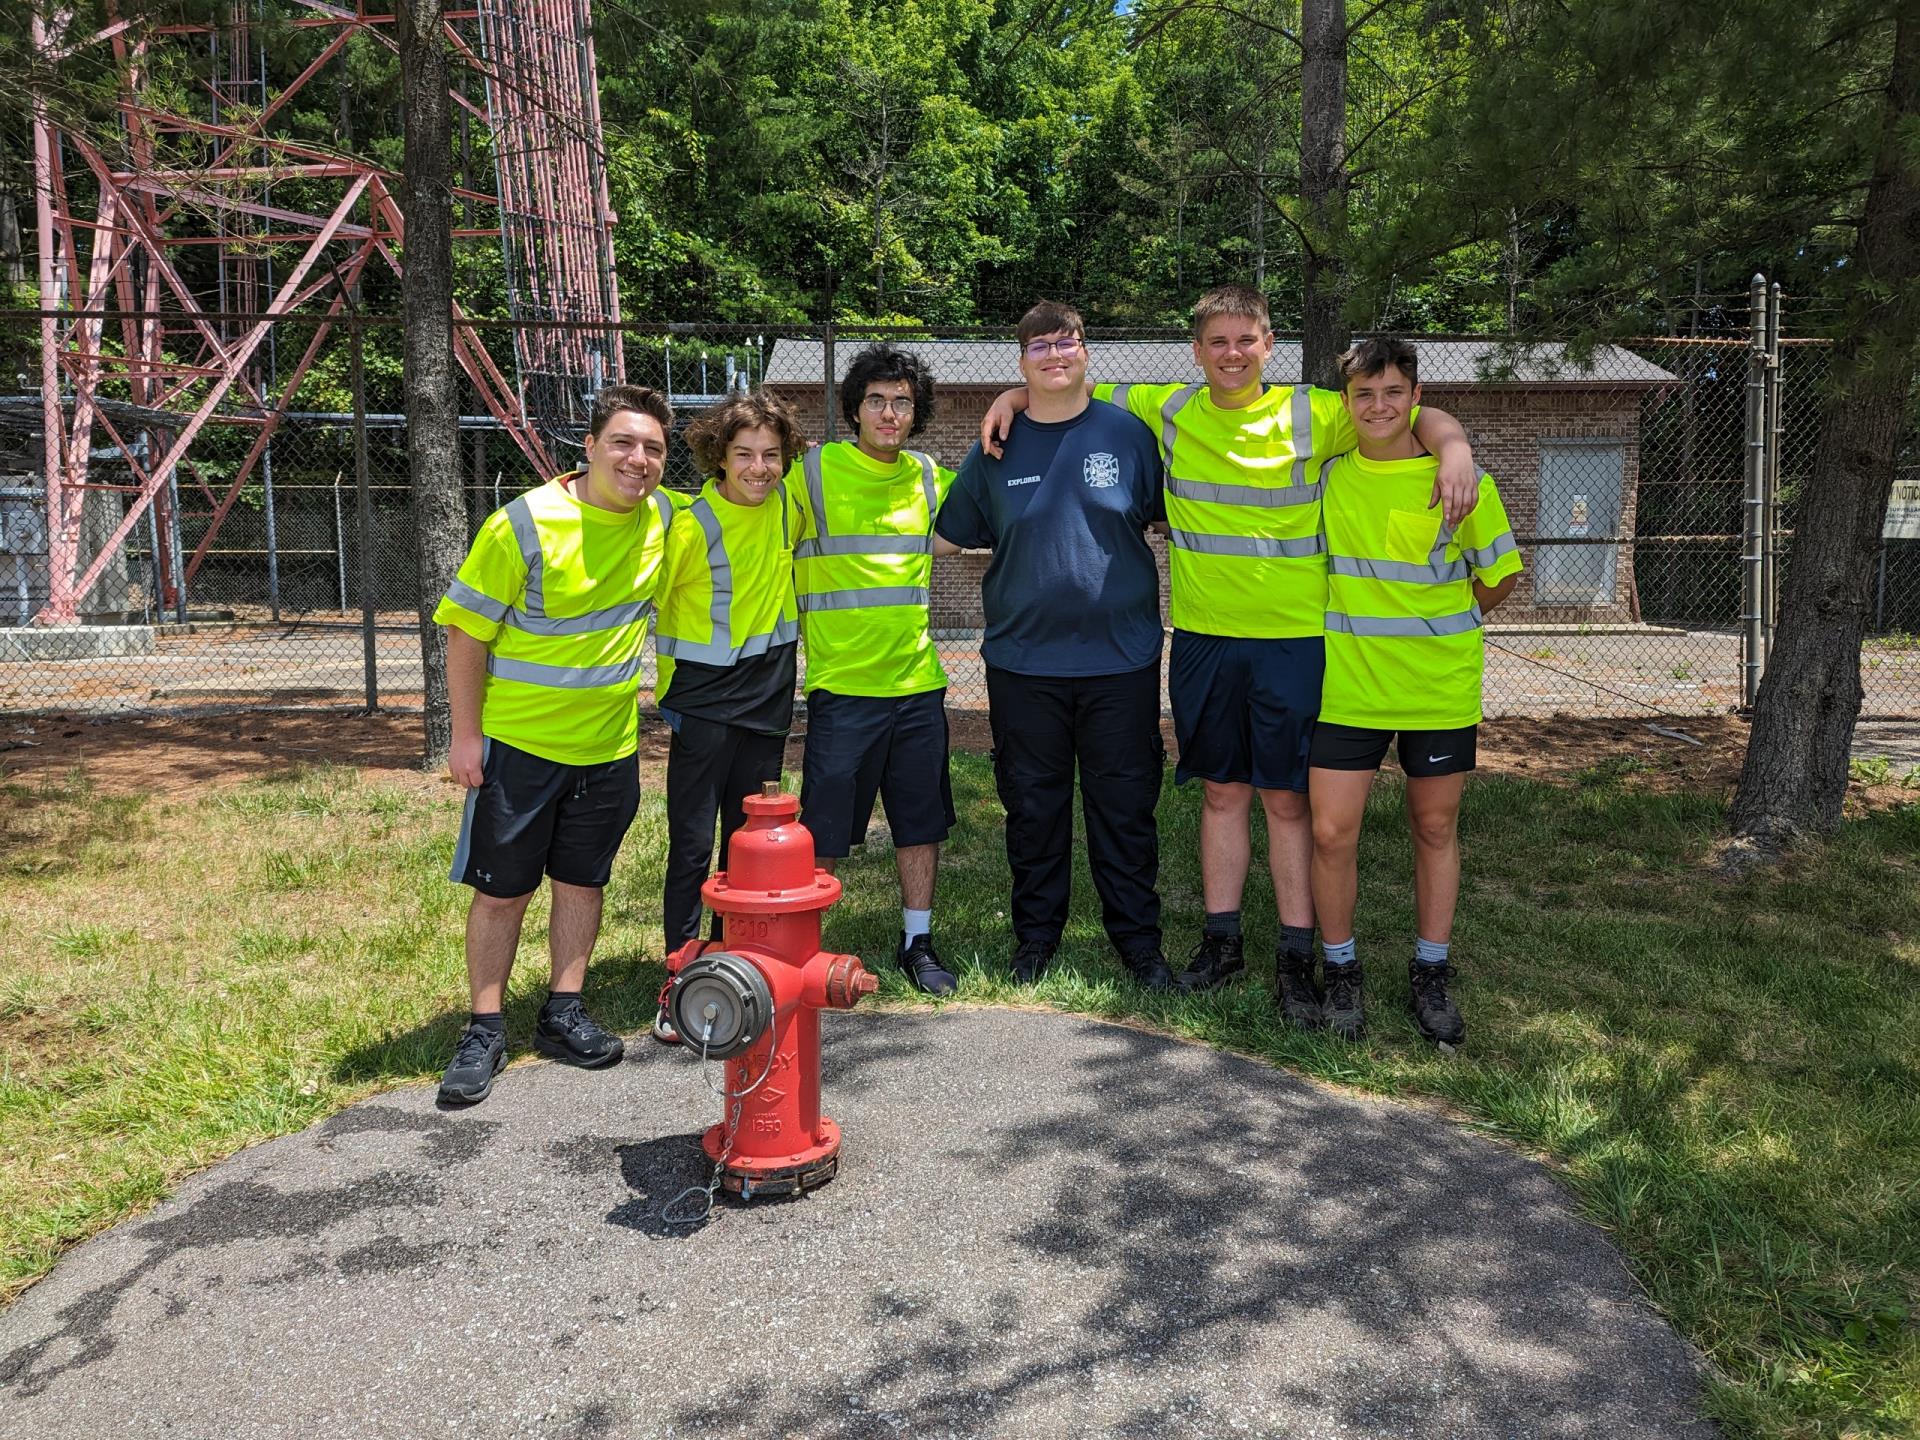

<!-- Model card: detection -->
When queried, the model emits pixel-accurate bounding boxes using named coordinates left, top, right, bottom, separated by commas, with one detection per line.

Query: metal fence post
left=822, top=320, right=837, bottom=441
left=165, top=458, right=188, bottom=624
left=262, top=434, right=281, bottom=623
left=1763, top=282, right=1784, bottom=648
left=1741, top=273, right=1768, bottom=708
left=352, top=318, right=378, bottom=710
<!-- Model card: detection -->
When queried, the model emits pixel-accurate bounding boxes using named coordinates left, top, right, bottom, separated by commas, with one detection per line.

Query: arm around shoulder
left=1411, top=407, right=1479, bottom=528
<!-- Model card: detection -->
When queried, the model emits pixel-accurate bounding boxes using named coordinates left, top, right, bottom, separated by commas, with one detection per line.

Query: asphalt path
left=0, top=1009, right=1712, bottom=1438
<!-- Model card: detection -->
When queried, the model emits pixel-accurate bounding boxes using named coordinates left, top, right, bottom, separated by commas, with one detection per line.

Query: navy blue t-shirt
left=935, top=399, right=1165, bottom=677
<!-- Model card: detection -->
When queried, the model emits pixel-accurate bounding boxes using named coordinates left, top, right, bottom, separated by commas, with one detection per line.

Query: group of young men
left=430, top=282, right=1522, bottom=1107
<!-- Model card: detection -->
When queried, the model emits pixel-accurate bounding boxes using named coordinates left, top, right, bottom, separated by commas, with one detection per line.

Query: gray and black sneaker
left=438, top=1024, right=506, bottom=1105
left=1010, top=938, right=1056, bottom=984
left=534, top=1001, right=625, bottom=1068
left=1274, top=949, right=1325, bottom=1031
left=1409, top=962, right=1466, bottom=1045
left=1322, top=962, right=1366, bottom=1040
left=1120, top=946, right=1175, bottom=992
left=1177, top=932, right=1245, bottom=992
left=897, top=932, right=958, bottom=995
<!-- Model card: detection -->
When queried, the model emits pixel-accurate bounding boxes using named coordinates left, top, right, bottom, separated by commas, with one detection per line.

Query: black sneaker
left=897, top=932, right=957, bottom=995
left=1409, top=961, right=1466, bottom=1045
left=534, top=1001, right=625, bottom=1068
left=438, top=1024, right=506, bottom=1105
left=1121, top=947, right=1175, bottom=991
left=1322, top=962, right=1366, bottom=1040
left=1010, top=938, right=1056, bottom=984
left=1274, top=949, right=1325, bottom=1031
left=1177, top=932, right=1245, bottom=992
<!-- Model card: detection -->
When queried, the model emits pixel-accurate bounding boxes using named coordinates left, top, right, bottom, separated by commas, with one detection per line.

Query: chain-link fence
left=2, top=309, right=1915, bottom=726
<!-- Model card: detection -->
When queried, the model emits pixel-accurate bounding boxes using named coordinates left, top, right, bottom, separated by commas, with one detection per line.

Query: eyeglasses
left=860, top=394, right=915, bottom=416
left=1022, top=336, right=1084, bottom=360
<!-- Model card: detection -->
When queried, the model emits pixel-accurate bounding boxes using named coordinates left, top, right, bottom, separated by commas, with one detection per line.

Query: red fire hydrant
left=662, top=783, right=878, bottom=1199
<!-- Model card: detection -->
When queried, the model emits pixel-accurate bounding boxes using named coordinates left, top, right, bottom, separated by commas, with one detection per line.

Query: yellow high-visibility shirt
left=433, top=474, right=678, bottom=765
left=790, top=441, right=955, bottom=697
left=1317, top=450, right=1524, bottom=729
left=653, top=477, right=801, bottom=700
left=1096, top=381, right=1361, bottom=638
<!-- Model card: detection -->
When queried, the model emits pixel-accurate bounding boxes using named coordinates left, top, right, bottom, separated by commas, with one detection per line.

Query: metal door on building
left=1535, top=440, right=1626, bottom=607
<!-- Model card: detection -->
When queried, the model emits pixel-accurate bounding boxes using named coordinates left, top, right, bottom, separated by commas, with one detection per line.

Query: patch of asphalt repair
left=0, top=1009, right=1713, bottom=1439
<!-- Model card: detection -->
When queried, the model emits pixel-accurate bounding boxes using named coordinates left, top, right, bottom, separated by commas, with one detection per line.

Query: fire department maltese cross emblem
left=1083, top=451, right=1121, bottom=488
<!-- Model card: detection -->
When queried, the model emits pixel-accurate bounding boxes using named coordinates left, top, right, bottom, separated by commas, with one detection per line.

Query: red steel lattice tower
left=26, top=0, right=622, bottom=623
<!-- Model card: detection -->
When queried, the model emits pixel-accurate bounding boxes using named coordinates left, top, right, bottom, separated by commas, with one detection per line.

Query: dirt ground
left=0, top=704, right=1861, bottom=797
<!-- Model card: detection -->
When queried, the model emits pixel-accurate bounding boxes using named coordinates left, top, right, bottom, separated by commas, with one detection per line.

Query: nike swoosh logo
left=1427, top=755, right=1452, bottom=764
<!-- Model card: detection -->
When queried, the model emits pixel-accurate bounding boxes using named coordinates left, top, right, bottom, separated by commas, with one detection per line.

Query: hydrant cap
left=667, top=952, right=773, bottom=1060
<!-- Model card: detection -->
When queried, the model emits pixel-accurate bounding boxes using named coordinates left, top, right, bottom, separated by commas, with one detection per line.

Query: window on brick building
left=1535, top=439, right=1626, bottom=608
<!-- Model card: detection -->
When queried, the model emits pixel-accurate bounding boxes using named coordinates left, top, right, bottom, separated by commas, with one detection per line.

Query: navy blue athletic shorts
left=1310, top=721, right=1478, bottom=778
left=450, top=737, right=641, bottom=898
left=799, top=687, right=955, bottom=858
left=1168, top=630, right=1324, bottom=792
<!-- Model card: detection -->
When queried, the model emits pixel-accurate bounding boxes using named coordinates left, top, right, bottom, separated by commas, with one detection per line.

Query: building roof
left=763, top=338, right=1677, bottom=388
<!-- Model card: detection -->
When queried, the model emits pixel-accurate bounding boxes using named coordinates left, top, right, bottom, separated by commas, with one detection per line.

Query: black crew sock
left=1204, top=910, right=1242, bottom=938
left=1279, top=924, right=1316, bottom=958
left=469, top=1011, right=504, bottom=1034
left=542, top=990, right=583, bottom=1015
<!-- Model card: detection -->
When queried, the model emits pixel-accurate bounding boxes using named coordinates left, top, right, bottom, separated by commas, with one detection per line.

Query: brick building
left=764, top=338, right=1677, bottom=630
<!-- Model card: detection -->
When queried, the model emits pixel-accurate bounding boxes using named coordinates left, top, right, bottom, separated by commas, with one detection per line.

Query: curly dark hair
left=683, top=390, right=805, bottom=480
left=839, top=344, right=936, bottom=438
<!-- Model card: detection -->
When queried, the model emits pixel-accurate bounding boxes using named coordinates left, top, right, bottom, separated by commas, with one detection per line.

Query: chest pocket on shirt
left=1385, top=508, right=1442, bottom=564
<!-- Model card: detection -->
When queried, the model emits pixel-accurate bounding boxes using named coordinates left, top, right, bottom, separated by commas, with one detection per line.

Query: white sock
left=903, top=907, right=931, bottom=942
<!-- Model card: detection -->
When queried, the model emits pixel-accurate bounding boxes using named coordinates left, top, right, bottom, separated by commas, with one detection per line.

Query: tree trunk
left=1729, top=10, right=1920, bottom=846
left=396, top=0, right=463, bottom=768
left=1300, top=0, right=1349, bottom=387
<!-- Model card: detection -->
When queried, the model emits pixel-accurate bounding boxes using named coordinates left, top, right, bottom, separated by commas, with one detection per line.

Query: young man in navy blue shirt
left=934, top=301, right=1172, bottom=989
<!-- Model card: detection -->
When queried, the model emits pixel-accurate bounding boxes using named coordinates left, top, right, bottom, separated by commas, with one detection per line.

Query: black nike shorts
left=1309, top=722, right=1478, bottom=778
left=450, top=737, right=642, bottom=898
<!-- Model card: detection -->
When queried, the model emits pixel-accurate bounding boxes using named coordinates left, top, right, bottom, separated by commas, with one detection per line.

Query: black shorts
left=450, top=737, right=642, bottom=897
left=799, top=688, right=955, bottom=858
left=1309, top=722, right=1478, bottom=778
left=1168, top=630, right=1324, bottom=792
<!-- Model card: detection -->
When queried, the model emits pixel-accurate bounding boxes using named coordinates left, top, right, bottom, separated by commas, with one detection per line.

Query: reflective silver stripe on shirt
left=485, top=653, right=644, bottom=688
left=906, top=450, right=938, bottom=520
left=652, top=489, right=674, bottom=533
left=1165, top=475, right=1324, bottom=508
left=1289, top=386, right=1314, bottom=487
left=803, top=446, right=830, bottom=538
left=443, top=579, right=509, bottom=623
left=794, top=534, right=935, bottom=559
left=1329, top=555, right=1470, bottom=584
left=1168, top=529, right=1326, bottom=559
left=1108, top=383, right=1132, bottom=413
left=690, top=496, right=732, bottom=656
left=1462, top=532, right=1519, bottom=570
left=504, top=494, right=543, bottom=615
left=1158, top=384, right=1202, bottom=475
left=505, top=599, right=653, bottom=636
left=796, top=585, right=932, bottom=613
left=656, top=616, right=799, bottom=667
left=1324, top=605, right=1484, bottom=638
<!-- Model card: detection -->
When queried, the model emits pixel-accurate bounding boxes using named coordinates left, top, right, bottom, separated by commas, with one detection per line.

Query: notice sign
left=1888, top=474, right=1920, bottom=541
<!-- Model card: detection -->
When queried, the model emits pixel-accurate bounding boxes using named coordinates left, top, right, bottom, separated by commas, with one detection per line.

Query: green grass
left=0, top=755, right=1916, bottom=1438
